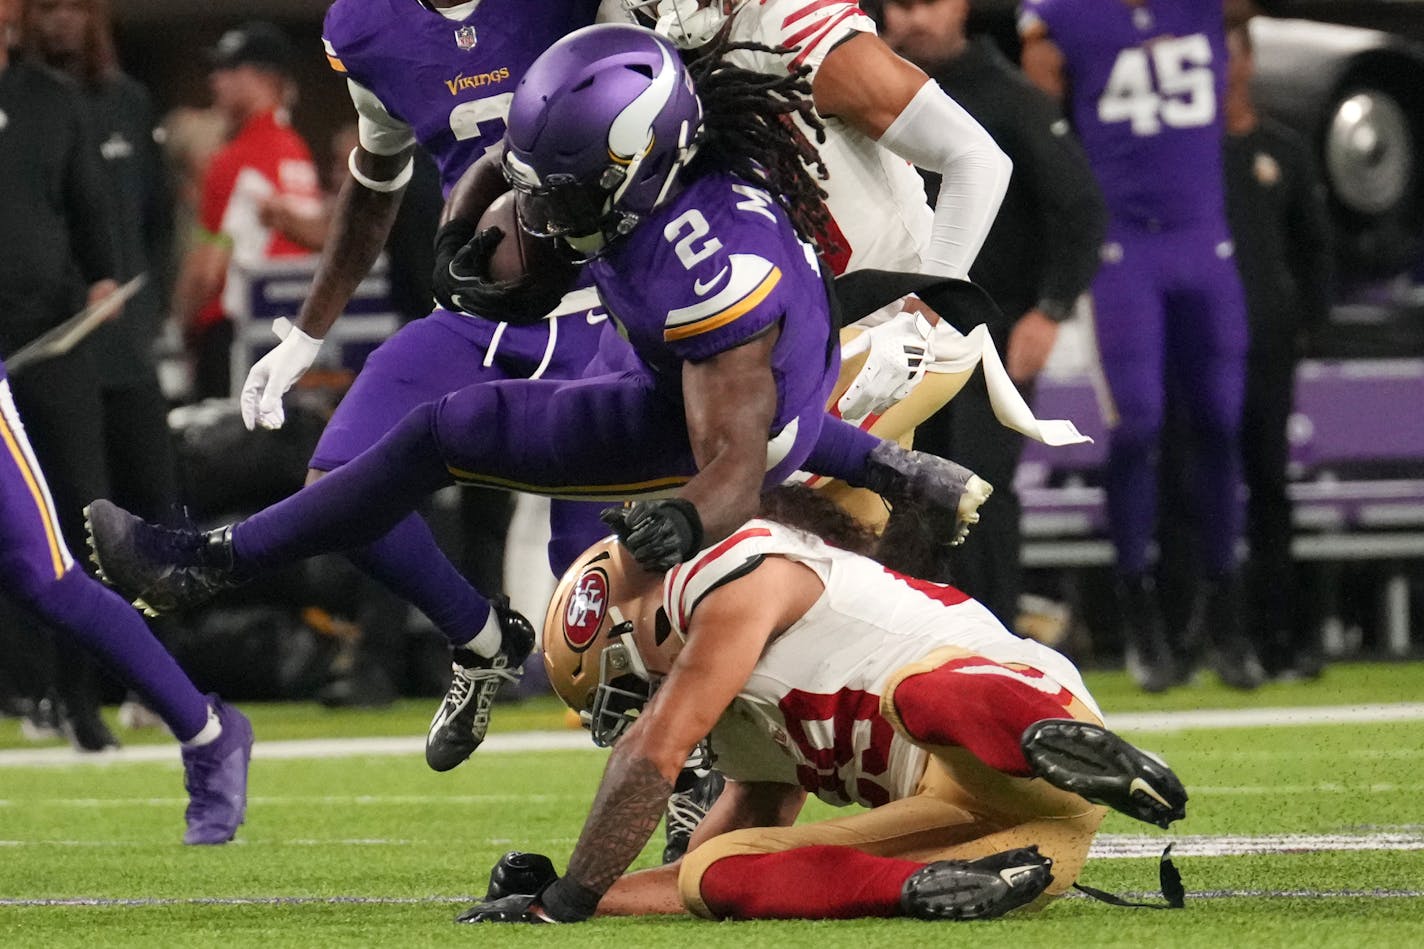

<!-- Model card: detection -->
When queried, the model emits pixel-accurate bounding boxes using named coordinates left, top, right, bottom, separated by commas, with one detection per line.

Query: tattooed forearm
left=565, top=750, right=673, bottom=895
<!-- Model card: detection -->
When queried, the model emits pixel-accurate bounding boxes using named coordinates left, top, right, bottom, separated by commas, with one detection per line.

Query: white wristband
left=348, top=148, right=413, bottom=193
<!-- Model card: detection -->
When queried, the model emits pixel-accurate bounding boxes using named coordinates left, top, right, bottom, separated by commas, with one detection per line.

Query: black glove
left=455, top=876, right=600, bottom=924
left=485, top=851, right=558, bottom=901
left=431, top=219, right=552, bottom=324
left=455, top=892, right=549, bottom=924
left=600, top=499, right=705, bottom=573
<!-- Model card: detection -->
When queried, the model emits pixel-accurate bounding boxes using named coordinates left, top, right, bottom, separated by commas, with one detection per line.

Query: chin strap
left=1073, top=844, right=1186, bottom=910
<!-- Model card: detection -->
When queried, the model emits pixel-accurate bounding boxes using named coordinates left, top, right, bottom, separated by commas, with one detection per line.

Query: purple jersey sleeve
left=323, top=0, right=601, bottom=194
left=593, top=173, right=824, bottom=365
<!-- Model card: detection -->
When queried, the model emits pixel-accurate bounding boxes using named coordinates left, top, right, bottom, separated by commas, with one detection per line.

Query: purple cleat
left=181, top=696, right=253, bottom=845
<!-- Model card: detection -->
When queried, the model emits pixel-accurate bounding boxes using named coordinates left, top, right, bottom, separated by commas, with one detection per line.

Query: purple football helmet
left=502, top=23, right=703, bottom=257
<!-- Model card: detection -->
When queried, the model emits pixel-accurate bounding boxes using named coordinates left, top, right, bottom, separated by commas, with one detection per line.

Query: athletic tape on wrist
left=348, top=148, right=413, bottom=193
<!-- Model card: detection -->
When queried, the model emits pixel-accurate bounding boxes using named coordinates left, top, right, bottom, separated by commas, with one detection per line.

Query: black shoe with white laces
left=425, top=597, right=535, bottom=772
left=1022, top=719, right=1188, bottom=829
left=663, top=766, right=725, bottom=863
left=901, top=846, right=1054, bottom=920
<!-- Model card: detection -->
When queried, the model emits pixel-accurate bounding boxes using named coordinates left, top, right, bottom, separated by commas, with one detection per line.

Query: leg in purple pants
left=1092, top=227, right=1169, bottom=577
left=1092, top=224, right=1248, bottom=579
left=1160, top=228, right=1248, bottom=578
left=307, top=308, right=607, bottom=644
left=0, top=371, right=208, bottom=741
left=231, top=366, right=832, bottom=570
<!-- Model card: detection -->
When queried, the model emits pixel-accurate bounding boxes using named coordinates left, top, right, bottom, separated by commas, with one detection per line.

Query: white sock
left=460, top=609, right=503, bottom=659
left=182, top=706, right=223, bottom=748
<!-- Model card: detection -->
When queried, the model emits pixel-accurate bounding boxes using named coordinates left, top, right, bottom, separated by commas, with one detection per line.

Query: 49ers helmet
left=542, top=538, right=679, bottom=747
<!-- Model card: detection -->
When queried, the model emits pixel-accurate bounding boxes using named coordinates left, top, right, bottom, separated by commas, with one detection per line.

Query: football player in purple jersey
left=87, top=25, right=990, bottom=741
left=232, top=0, right=613, bottom=774
left=0, top=360, right=250, bottom=844
left=1019, top=0, right=1264, bottom=691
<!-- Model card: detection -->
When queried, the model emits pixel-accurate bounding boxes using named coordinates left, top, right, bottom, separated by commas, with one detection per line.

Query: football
left=478, top=190, right=577, bottom=292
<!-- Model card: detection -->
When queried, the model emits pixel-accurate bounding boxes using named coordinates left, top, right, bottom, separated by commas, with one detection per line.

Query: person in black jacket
left=20, top=0, right=187, bottom=731
left=877, top=0, right=1107, bottom=628
left=0, top=0, right=123, bottom=748
left=1159, top=21, right=1333, bottom=681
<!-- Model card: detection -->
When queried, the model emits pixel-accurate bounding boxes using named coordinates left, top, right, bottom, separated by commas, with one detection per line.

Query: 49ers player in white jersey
left=455, top=489, right=1188, bottom=924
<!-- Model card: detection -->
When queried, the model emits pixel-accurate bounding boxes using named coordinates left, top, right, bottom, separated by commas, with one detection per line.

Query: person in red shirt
left=170, top=21, right=322, bottom=401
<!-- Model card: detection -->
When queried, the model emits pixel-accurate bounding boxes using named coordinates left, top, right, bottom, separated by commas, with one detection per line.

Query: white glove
left=837, top=309, right=934, bottom=423
left=240, top=318, right=323, bottom=431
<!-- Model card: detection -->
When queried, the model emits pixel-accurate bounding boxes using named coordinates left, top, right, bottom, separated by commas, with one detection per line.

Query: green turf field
left=3, top=662, right=1422, bottom=947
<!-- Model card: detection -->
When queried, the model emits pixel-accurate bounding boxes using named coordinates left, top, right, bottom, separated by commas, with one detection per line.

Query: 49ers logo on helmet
left=563, top=567, right=609, bottom=652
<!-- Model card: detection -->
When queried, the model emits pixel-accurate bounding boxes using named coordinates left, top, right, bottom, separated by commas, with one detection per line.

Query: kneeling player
left=457, top=488, right=1187, bottom=924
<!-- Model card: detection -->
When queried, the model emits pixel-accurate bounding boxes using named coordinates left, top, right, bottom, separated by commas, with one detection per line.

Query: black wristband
left=659, top=498, right=705, bottom=559
left=1035, top=298, right=1074, bottom=323
left=537, top=877, right=602, bottom=923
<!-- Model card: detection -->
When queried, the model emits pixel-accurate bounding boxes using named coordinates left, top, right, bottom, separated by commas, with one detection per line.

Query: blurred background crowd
left=2, top=0, right=1422, bottom=752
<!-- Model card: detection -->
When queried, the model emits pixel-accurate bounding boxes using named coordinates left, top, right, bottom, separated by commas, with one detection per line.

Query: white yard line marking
left=1, top=832, right=1418, bottom=855
left=1089, top=832, right=1424, bottom=858
left=1, top=886, right=1420, bottom=908
left=2, top=702, right=1422, bottom=768
left=0, top=794, right=584, bottom=808
left=1107, top=703, right=1424, bottom=732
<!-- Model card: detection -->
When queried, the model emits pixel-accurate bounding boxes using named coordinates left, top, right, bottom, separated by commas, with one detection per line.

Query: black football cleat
left=425, top=596, right=535, bottom=772
left=901, top=846, right=1053, bottom=920
left=863, top=441, right=992, bottom=547
left=1022, top=719, right=1188, bottom=829
left=663, top=766, right=726, bottom=863
left=85, top=500, right=246, bottom=616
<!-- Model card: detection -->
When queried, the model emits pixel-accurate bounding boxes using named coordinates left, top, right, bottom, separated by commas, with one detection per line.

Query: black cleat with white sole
left=862, top=441, right=993, bottom=547
left=85, top=499, right=246, bottom=616
left=1021, top=719, right=1188, bottom=829
left=425, top=597, right=535, bottom=772
left=901, top=846, right=1054, bottom=920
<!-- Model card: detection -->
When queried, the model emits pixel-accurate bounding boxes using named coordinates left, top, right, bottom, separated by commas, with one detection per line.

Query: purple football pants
left=0, top=368, right=209, bottom=741
left=231, top=347, right=867, bottom=578
left=306, top=307, right=611, bottom=645
left=1092, top=221, right=1249, bottom=578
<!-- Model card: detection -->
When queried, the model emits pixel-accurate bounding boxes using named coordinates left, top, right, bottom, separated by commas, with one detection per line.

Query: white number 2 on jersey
left=1097, top=34, right=1216, bottom=137
left=449, top=93, right=513, bottom=143
left=664, top=209, right=724, bottom=269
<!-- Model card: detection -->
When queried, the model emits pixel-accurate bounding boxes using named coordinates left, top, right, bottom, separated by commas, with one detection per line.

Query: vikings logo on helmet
left=502, top=23, right=703, bottom=257
left=563, top=568, right=609, bottom=652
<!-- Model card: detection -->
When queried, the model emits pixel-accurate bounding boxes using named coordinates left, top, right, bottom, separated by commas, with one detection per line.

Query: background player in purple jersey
left=0, top=360, right=250, bottom=845
left=1019, top=0, right=1264, bottom=691
left=232, top=0, right=611, bottom=774
left=87, top=25, right=989, bottom=732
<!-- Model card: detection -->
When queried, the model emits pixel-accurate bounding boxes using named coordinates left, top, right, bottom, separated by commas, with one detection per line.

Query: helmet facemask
left=585, top=610, right=654, bottom=747
left=503, top=24, right=704, bottom=261
left=620, top=0, right=744, bottom=50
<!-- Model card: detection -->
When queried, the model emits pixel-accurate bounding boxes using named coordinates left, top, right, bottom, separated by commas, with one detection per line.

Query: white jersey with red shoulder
left=664, top=519, right=1101, bottom=808
left=721, top=0, right=932, bottom=276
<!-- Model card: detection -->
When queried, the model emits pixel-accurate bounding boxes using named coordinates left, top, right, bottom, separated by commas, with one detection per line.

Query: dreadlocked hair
left=685, top=35, right=835, bottom=250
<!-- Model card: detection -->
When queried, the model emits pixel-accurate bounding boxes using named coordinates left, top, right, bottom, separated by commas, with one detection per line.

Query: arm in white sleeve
left=877, top=80, right=1012, bottom=279
left=347, top=78, right=418, bottom=158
